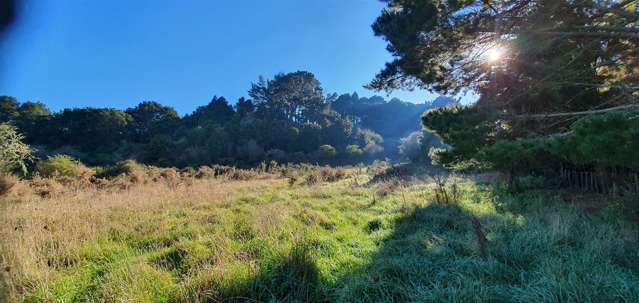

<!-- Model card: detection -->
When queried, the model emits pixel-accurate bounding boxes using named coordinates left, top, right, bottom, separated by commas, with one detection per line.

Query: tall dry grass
left=0, top=176, right=282, bottom=300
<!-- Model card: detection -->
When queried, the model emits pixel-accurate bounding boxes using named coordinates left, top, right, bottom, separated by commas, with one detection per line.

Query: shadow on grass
left=330, top=188, right=639, bottom=302
left=176, top=241, right=324, bottom=303
left=332, top=202, right=502, bottom=302
left=173, top=184, right=639, bottom=302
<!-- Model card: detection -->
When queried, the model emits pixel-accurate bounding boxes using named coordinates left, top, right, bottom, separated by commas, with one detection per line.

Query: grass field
left=1, top=167, right=639, bottom=302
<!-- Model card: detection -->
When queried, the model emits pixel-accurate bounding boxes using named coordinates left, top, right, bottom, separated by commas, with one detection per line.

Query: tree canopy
left=371, top=0, right=639, bottom=172
left=0, top=71, right=452, bottom=167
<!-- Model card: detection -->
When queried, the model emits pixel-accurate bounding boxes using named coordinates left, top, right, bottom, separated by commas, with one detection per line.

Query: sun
left=485, top=46, right=505, bottom=63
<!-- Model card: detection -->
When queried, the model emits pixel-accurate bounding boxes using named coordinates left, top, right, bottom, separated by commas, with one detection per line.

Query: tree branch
left=513, top=104, right=639, bottom=120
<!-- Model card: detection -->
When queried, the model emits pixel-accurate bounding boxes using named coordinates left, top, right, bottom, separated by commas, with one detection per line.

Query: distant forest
left=0, top=71, right=456, bottom=167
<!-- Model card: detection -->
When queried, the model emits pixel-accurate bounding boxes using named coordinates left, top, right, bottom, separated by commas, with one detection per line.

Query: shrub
left=159, top=168, right=180, bottom=188
left=227, top=168, right=260, bottom=181
left=318, top=145, right=337, bottom=158
left=318, top=166, right=346, bottom=182
left=0, top=124, right=32, bottom=175
left=369, top=160, right=391, bottom=176
left=210, top=165, right=234, bottom=177
left=36, top=155, right=92, bottom=179
left=345, top=144, right=364, bottom=158
left=302, top=166, right=347, bottom=185
left=376, top=179, right=400, bottom=198
left=194, top=166, right=215, bottom=179
left=304, top=173, right=320, bottom=186
left=30, top=177, right=66, bottom=198
left=96, top=160, right=144, bottom=179
left=356, top=128, right=383, bottom=146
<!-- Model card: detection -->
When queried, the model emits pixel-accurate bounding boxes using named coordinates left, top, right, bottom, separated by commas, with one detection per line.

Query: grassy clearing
left=1, top=168, right=638, bottom=302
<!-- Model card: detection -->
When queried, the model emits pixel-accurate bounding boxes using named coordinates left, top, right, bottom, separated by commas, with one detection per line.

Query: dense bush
left=421, top=105, right=501, bottom=168
left=318, top=145, right=337, bottom=158
left=36, top=155, right=93, bottom=179
left=477, top=111, right=639, bottom=173
left=345, top=144, right=363, bottom=158
left=0, top=123, right=32, bottom=175
left=96, top=160, right=145, bottom=178
left=549, top=111, right=639, bottom=169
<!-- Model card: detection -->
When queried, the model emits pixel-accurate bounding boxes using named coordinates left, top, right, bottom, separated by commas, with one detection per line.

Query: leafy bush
left=477, top=111, right=639, bottom=176
left=194, top=166, right=215, bottom=179
left=549, top=111, right=639, bottom=169
left=96, top=160, right=144, bottom=179
left=0, top=123, right=32, bottom=175
left=36, top=155, right=92, bottom=179
left=478, top=138, right=550, bottom=174
left=345, top=144, right=363, bottom=158
left=318, top=145, right=337, bottom=158
left=421, top=105, right=501, bottom=167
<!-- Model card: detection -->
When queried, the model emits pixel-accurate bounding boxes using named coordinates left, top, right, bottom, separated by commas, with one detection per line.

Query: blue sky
left=0, top=0, right=470, bottom=114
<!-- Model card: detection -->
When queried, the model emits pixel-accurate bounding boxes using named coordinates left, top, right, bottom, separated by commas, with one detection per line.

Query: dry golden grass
left=0, top=175, right=17, bottom=197
left=0, top=176, right=283, bottom=300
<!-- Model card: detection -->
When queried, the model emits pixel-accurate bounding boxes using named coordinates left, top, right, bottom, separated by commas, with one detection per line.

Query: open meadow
left=1, top=0, right=638, bottom=302
left=1, top=164, right=638, bottom=302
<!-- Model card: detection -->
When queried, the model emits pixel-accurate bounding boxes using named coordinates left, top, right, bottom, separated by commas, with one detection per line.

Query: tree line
left=0, top=71, right=452, bottom=169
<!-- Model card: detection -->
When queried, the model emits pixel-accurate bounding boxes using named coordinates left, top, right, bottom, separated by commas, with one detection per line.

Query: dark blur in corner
left=0, top=0, right=15, bottom=38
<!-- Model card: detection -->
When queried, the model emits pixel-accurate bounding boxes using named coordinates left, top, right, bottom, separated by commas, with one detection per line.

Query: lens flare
left=486, top=46, right=505, bottom=63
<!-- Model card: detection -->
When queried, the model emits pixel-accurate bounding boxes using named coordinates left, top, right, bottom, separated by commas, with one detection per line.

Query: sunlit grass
left=1, top=172, right=638, bottom=302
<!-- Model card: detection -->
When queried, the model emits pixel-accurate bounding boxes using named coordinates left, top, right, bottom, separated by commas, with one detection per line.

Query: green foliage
left=369, top=0, right=634, bottom=110
left=551, top=111, right=639, bottom=169
left=372, top=0, right=637, bottom=178
left=421, top=105, right=500, bottom=167
left=0, top=123, right=32, bottom=175
left=36, top=155, right=90, bottom=179
left=345, top=144, right=363, bottom=158
left=478, top=138, right=549, bottom=173
left=250, top=71, right=326, bottom=124
left=96, top=160, right=144, bottom=178
left=331, top=93, right=455, bottom=142
left=125, top=101, right=179, bottom=142
left=0, top=71, right=406, bottom=167
left=318, top=144, right=337, bottom=158
left=54, top=108, right=133, bottom=153
left=477, top=112, right=639, bottom=174
left=0, top=96, right=19, bottom=122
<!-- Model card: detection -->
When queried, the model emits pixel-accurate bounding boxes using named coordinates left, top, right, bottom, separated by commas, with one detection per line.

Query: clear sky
left=0, top=0, right=465, bottom=114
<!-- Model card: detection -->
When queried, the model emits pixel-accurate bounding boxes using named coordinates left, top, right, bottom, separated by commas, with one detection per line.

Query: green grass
left=6, top=176, right=639, bottom=302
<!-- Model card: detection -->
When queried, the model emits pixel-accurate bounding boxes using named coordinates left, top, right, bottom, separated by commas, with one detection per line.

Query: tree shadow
left=175, top=241, right=324, bottom=303
left=329, top=188, right=639, bottom=302
left=172, top=184, right=639, bottom=302
left=330, top=202, right=505, bottom=302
